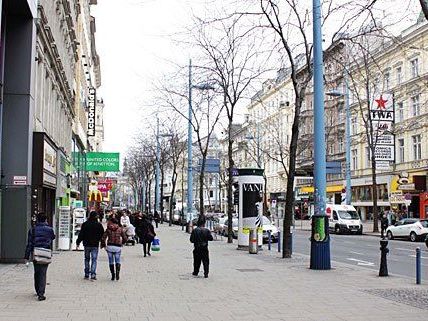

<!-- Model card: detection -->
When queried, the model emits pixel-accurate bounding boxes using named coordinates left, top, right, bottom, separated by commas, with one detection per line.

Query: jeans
left=106, top=245, right=122, bottom=264
left=193, top=247, right=209, bottom=276
left=34, top=263, right=49, bottom=296
left=84, top=247, right=99, bottom=277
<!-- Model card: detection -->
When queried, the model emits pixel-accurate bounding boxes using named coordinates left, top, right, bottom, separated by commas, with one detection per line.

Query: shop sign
left=44, top=141, right=57, bottom=175
left=43, top=172, right=57, bottom=187
left=374, top=145, right=394, bottom=161
left=389, top=191, right=405, bottom=204
left=375, top=161, right=390, bottom=171
left=87, top=87, right=96, bottom=137
left=86, top=152, right=120, bottom=172
left=376, top=135, right=394, bottom=145
left=13, top=175, right=27, bottom=185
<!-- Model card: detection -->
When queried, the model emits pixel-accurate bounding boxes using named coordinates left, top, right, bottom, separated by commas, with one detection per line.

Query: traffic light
left=233, top=182, right=239, bottom=205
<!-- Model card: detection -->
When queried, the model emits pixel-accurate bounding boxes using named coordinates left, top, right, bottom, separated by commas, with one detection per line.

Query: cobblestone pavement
left=0, top=224, right=427, bottom=321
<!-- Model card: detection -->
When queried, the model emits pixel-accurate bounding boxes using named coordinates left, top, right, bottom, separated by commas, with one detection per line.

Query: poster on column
left=242, top=183, right=263, bottom=230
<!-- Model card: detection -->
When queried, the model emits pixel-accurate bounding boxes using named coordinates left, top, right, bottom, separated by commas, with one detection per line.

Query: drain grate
left=236, top=268, right=264, bottom=272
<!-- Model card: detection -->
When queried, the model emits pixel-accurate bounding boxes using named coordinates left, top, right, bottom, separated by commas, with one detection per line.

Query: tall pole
left=155, top=116, right=161, bottom=213
left=256, top=122, right=261, bottom=168
left=344, top=62, right=352, bottom=205
left=310, top=0, right=331, bottom=270
left=187, top=60, right=194, bottom=227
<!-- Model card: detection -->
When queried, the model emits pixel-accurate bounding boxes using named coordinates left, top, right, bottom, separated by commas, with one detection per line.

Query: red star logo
left=375, top=95, right=388, bottom=109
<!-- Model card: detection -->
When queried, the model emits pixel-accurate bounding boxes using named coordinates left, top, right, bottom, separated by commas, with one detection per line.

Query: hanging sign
left=87, top=88, right=96, bottom=136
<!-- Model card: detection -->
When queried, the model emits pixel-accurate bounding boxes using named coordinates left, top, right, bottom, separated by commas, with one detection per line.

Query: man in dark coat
left=77, top=211, right=104, bottom=280
left=190, top=215, right=213, bottom=278
left=25, top=212, right=56, bottom=301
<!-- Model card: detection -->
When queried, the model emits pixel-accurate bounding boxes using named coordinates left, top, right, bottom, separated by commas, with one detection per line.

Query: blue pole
left=155, top=116, right=161, bottom=212
left=187, top=60, right=194, bottom=228
left=416, top=247, right=421, bottom=284
left=344, top=64, right=352, bottom=205
left=268, top=230, right=271, bottom=250
left=278, top=231, right=281, bottom=252
left=310, top=0, right=331, bottom=270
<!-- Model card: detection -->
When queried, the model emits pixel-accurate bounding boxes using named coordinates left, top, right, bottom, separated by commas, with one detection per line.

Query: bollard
left=379, top=238, right=389, bottom=277
left=249, top=229, right=258, bottom=254
left=416, top=247, right=421, bottom=285
left=268, top=230, right=271, bottom=251
left=278, top=231, right=281, bottom=253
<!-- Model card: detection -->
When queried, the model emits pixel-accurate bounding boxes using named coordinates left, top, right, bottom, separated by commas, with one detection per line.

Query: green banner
left=86, top=152, right=120, bottom=172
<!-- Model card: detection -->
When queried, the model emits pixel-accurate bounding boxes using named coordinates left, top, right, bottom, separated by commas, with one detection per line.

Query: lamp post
left=155, top=116, right=161, bottom=214
left=310, top=0, right=331, bottom=270
left=326, top=69, right=351, bottom=205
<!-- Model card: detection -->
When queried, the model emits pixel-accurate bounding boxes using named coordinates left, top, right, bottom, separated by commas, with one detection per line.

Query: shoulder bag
left=32, top=228, right=52, bottom=265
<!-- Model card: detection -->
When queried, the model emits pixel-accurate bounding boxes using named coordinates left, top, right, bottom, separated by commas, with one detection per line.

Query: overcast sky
left=92, top=0, right=421, bottom=158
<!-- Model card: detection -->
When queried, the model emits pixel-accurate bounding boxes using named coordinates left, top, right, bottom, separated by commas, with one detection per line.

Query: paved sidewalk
left=0, top=224, right=427, bottom=321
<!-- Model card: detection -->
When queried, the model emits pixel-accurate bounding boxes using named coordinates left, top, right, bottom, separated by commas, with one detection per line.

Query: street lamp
left=310, top=0, right=331, bottom=270
left=326, top=81, right=351, bottom=206
left=187, top=59, right=215, bottom=229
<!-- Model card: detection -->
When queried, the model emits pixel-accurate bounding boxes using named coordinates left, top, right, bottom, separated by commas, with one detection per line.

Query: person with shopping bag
left=136, top=214, right=156, bottom=257
left=24, top=212, right=56, bottom=301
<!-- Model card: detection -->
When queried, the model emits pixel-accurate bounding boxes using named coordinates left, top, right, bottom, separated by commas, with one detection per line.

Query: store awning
left=300, top=185, right=343, bottom=193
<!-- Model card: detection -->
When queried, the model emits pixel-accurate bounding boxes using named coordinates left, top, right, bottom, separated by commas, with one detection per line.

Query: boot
left=115, top=263, right=121, bottom=281
left=109, top=264, right=115, bottom=281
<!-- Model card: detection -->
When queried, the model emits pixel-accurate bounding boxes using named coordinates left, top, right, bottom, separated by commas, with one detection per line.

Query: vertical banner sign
left=87, top=87, right=96, bottom=136
left=242, top=183, right=263, bottom=229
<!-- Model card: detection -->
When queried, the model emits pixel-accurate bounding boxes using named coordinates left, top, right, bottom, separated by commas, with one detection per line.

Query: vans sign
left=87, top=88, right=96, bottom=136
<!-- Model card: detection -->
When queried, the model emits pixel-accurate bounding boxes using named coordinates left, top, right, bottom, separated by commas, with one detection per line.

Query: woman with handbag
left=136, top=214, right=156, bottom=257
left=24, top=212, right=55, bottom=301
left=101, top=218, right=127, bottom=281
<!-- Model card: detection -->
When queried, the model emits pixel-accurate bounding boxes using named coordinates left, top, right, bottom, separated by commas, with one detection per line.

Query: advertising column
left=237, top=168, right=264, bottom=249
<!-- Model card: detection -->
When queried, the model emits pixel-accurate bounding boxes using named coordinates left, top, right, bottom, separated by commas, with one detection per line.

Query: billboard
left=86, top=152, right=120, bottom=172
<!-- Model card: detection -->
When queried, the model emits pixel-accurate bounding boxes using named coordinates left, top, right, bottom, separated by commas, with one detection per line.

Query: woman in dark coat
left=24, top=212, right=55, bottom=301
left=135, top=214, right=156, bottom=257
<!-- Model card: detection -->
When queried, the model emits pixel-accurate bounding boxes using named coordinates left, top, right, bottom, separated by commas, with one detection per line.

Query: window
left=397, top=102, right=404, bottom=122
left=412, top=134, right=422, bottom=160
left=410, top=58, right=419, bottom=78
left=365, top=146, right=370, bottom=167
left=384, top=72, right=390, bottom=90
left=338, top=104, right=344, bottom=123
left=338, top=137, right=344, bottom=153
left=351, top=117, right=357, bottom=135
left=351, top=149, right=358, bottom=170
left=396, top=66, right=402, bottom=84
left=411, top=94, right=420, bottom=116
left=333, top=211, right=338, bottom=221
left=398, top=138, right=405, bottom=163
left=209, top=191, right=214, bottom=198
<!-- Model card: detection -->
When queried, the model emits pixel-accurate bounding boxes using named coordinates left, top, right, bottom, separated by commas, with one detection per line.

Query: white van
left=326, top=204, right=363, bottom=235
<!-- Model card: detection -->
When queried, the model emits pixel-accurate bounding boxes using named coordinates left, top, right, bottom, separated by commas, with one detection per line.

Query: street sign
left=326, top=161, right=342, bottom=174
left=375, top=161, right=390, bottom=171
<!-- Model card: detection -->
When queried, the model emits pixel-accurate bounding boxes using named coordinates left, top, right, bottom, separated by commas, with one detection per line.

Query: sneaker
left=192, top=272, right=198, bottom=276
left=84, top=275, right=89, bottom=280
left=90, top=276, right=97, bottom=281
left=38, top=295, right=46, bottom=301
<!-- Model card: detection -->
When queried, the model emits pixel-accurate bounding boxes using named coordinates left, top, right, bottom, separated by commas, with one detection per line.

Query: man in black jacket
left=190, top=215, right=213, bottom=278
left=77, top=211, right=104, bottom=280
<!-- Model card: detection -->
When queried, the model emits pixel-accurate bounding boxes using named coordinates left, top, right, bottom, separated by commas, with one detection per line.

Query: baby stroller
left=123, top=224, right=136, bottom=246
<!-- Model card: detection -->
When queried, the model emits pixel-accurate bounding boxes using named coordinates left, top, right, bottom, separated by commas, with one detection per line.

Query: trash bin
left=249, top=228, right=258, bottom=254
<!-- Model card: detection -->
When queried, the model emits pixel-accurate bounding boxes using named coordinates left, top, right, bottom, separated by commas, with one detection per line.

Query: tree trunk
left=199, top=159, right=206, bottom=217
left=283, top=96, right=303, bottom=258
left=169, top=164, right=178, bottom=227
left=263, top=173, right=268, bottom=215
left=227, top=118, right=234, bottom=243
left=371, top=157, right=379, bottom=232
left=148, top=179, right=152, bottom=214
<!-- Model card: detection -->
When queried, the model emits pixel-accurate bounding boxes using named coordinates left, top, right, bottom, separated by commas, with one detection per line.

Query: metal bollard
left=268, top=230, right=271, bottom=250
left=278, top=231, right=281, bottom=252
left=249, top=229, right=258, bottom=254
left=379, top=238, right=389, bottom=277
left=416, top=247, right=421, bottom=285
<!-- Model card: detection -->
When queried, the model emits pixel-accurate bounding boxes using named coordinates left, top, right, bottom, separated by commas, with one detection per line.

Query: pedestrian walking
left=136, top=214, right=156, bottom=257
left=101, top=218, right=127, bottom=281
left=76, top=211, right=104, bottom=280
left=154, top=211, right=160, bottom=228
left=190, top=215, right=213, bottom=278
left=24, top=212, right=55, bottom=301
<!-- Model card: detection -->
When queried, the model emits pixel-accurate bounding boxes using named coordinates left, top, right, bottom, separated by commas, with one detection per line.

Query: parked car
left=386, top=219, right=428, bottom=242
left=222, top=218, right=238, bottom=238
left=214, top=217, right=227, bottom=235
left=262, top=216, right=279, bottom=242
left=327, top=204, right=363, bottom=234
